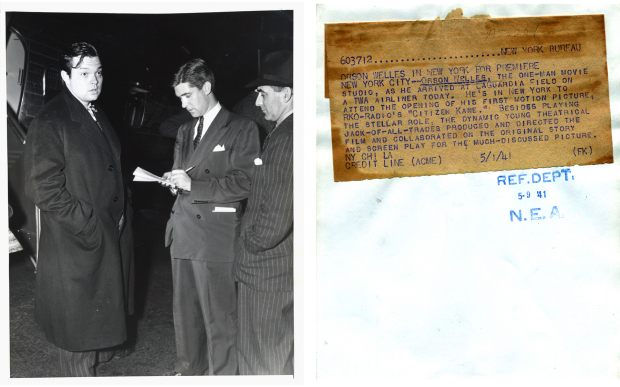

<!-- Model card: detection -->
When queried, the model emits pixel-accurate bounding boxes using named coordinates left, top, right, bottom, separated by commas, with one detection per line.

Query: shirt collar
left=202, top=102, right=221, bottom=126
left=275, top=109, right=293, bottom=128
left=195, top=102, right=221, bottom=140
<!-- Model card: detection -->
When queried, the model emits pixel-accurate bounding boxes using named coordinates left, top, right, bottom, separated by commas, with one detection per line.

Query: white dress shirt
left=194, top=102, right=221, bottom=141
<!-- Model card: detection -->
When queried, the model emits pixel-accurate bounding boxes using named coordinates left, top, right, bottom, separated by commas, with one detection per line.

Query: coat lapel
left=95, top=105, right=121, bottom=160
left=62, top=88, right=114, bottom=156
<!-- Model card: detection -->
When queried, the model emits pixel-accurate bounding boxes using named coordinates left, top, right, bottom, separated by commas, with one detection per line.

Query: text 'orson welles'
left=326, top=15, right=612, bottom=181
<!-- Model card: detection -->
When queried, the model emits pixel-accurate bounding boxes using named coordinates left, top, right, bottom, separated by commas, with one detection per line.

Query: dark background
left=8, top=11, right=293, bottom=107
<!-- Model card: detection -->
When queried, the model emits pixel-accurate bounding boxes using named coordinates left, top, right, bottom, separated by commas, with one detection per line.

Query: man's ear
left=202, top=81, right=212, bottom=95
left=60, top=70, right=70, bottom=85
left=283, top=87, right=293, bottom=102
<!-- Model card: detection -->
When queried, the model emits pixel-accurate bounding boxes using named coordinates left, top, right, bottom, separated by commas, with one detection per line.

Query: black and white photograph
left=5, top=5, right=297, bottom=379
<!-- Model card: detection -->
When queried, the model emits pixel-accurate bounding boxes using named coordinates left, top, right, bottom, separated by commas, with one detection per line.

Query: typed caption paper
left=325, top=14, right=612, bottom=182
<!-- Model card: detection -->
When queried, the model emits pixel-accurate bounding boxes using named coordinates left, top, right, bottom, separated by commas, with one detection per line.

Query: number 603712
left=340, top=55, right=372, bottom=65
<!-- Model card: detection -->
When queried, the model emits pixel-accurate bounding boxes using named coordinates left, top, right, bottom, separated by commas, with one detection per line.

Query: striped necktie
left=194, top=116, right=204, bottom=150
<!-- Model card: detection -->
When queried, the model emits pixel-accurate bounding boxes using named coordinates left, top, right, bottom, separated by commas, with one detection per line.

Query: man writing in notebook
left=163, top=59, right=260, bottom=375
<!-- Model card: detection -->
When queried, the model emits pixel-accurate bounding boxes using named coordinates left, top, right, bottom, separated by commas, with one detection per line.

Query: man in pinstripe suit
left=234, top=51, right=294, bottom=375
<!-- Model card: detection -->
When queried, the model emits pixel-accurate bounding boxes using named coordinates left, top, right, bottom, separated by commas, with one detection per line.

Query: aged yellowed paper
left=325, top=15, right=612, bottom=182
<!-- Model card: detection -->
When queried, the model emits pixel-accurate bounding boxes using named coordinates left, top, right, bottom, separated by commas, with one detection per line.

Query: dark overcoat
left=24, top=86, right=134, bottom=352
left=165, top=106, right=261, bottom=261
left=234, top=114, right=294, bottom=292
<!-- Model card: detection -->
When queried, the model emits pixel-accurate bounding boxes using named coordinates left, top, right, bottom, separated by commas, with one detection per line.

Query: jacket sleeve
left=24, top=116, right=96, bottom=236
left=189, top=121, right=261, bottom=203
left=171, top=126, right=186, bottom=171
left=243, top=130, right=294, bottom=253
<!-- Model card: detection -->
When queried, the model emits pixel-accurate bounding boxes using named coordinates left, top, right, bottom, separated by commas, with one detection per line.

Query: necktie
left=194, top=116, right=204, bottom=150
left=87, top=104, right=102, bottom=131
left=87, top=103, right=97, bottom=119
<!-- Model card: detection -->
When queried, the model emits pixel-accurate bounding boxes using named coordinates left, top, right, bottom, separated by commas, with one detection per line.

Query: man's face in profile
left=174, top=82, right=210, bottom=117
left=61, top=56, right=103, bottom=104
left=255, top=85, right=288, bottom=122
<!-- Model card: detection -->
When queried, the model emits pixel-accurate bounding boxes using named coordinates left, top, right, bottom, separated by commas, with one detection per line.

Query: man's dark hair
left=59, top=42, right=99, bottom=77
left=172, top=58, right=215, bottom=92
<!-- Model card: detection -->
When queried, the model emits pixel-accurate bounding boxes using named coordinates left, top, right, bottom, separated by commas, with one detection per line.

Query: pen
left=172, top=165, right=197, bottom=195
left=164, top=166, right=195, bottom=196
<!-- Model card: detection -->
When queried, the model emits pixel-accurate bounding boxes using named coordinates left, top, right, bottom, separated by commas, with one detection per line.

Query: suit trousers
left=57, top=347, right=115, bottom=377
left=237, top=283, right=294, bottom=375
left=171, top=258, right=238, bottom=375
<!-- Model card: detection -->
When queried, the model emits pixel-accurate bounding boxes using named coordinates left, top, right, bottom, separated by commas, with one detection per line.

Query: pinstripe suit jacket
left=234, top=114, right=293, bottom=292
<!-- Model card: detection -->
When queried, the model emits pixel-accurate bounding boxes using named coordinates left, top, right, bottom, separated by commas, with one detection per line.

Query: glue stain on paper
left=442, top=8, right=490, bottom=20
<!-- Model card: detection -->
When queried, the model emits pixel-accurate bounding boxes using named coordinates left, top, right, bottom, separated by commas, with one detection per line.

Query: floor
left=9, top=201, right=179, bottom=377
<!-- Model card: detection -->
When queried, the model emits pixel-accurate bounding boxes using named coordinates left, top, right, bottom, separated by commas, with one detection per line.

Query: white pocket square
left=213, top=207, right=235, bottom=212
left=213, top=144, right=226, bottom=152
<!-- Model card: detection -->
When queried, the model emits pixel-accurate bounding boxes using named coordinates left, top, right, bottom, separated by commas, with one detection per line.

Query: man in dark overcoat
left=24, top=42, right=134, bottom=377
left=162, top=59, right=260, bottom=375
left=234, top=51, right=294, bottom=375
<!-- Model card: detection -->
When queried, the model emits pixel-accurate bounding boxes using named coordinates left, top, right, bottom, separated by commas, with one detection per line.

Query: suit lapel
left=187, top=107, right=231, bottom=166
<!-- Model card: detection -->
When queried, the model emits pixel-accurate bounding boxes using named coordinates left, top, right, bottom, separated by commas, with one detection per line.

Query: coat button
left=205, top=169, right=210, bottom=174
left=113, top=196, right=118, bottom=202
left=171, top=209, right=175, bottom=214
left=108, top=165, right=114, bottom=171
left=196, top=214, right=201, bottom=219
